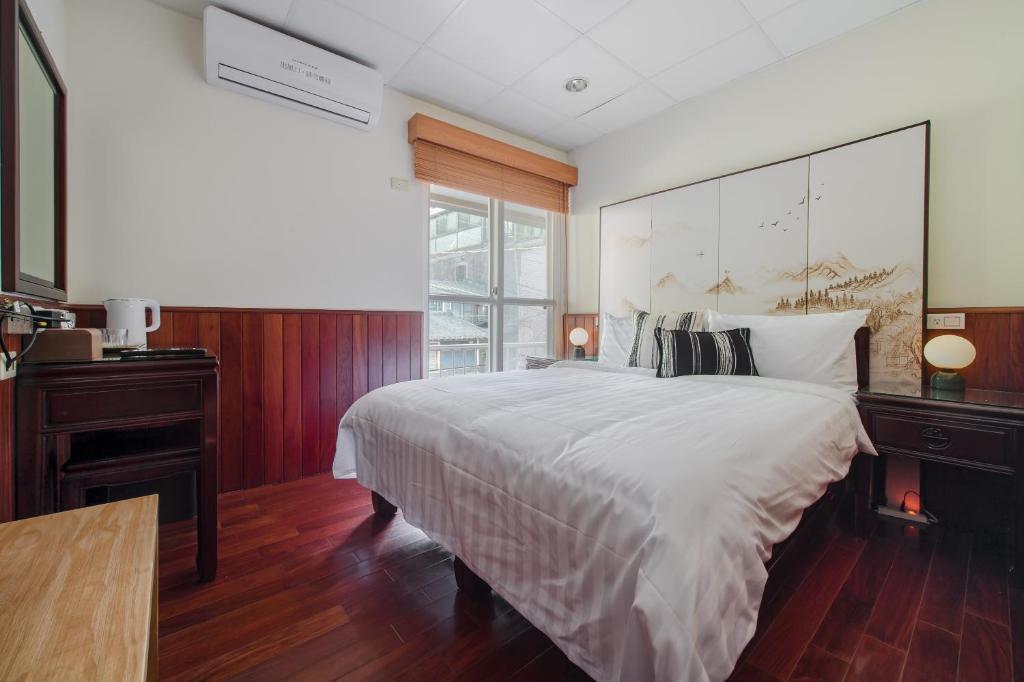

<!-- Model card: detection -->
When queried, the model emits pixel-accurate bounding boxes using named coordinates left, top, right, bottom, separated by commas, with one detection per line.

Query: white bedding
left=334, top=366, right=874, bottom=682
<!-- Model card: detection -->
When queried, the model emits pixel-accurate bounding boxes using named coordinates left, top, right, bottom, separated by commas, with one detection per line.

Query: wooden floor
left=159, top=475, right=1023, bottom=681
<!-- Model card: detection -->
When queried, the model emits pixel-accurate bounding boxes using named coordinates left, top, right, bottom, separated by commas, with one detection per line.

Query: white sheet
left=334, top=367, right=874, bottom=682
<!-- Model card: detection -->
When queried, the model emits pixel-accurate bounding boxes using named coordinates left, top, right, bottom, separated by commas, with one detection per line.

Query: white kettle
left=103, top=298, right=161, bottom=348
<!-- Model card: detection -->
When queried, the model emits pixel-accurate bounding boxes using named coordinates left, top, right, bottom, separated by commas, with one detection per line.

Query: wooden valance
left=408, top=114, right=577, bottom=214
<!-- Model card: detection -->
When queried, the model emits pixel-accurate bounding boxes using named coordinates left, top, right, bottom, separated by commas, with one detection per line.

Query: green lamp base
left=930, top=370, right=965, bottom=392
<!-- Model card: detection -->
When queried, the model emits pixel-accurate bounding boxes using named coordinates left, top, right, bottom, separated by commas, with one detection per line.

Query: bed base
left=371, top=491, right=397, bottom=518
left=370, top=453, right=873, bottom=603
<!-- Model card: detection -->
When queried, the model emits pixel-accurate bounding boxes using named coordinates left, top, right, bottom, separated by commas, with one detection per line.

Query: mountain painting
left=600, top=123, right=928, bottom=389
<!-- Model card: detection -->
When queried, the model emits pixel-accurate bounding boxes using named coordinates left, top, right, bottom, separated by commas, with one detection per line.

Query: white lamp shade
left=924, top=335, right=976, bottom=370
left=569, top=327, right=589, bottom=347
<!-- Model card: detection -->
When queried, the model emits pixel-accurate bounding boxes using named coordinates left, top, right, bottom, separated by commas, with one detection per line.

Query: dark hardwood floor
left=159, top=475, right=1022, bottom=681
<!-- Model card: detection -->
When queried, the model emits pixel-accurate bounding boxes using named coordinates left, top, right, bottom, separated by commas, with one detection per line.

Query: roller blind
left=409, top=114, right=577, bottom=214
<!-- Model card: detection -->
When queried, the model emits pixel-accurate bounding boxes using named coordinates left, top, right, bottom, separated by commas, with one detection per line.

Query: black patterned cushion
left=627, top=310, right=703, bottom=369
left=655, top=328, right=759, bottom=378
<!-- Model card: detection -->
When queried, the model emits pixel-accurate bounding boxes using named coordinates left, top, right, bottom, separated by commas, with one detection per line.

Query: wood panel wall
left=0, top=330, right=20, bottom=522
left=924, top=307, right=1024, bottom=392
left=54, top=307, right=423, bottom=497
left=563, top=308, right=1024, bottom=392
left=2, top=305, right=1018, bottom=521
left=562, top=313, right=598, bottom=359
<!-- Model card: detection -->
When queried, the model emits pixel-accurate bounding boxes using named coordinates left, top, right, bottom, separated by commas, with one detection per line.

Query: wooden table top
left=0, top=496, right=158, bottom=681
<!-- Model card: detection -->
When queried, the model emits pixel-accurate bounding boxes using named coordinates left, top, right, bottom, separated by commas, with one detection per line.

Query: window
left=428, top=185, right=560, bottom=378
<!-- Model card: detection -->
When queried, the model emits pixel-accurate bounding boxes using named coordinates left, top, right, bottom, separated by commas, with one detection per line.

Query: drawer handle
left=920, top=426, right=951, bottom=450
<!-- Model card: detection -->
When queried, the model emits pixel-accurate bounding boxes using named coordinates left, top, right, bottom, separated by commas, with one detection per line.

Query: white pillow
left=598, top=313, right=634, bottom=366
left=627, top=310, right=705, bottom=369
left=706, top=309, right=870, bottom=392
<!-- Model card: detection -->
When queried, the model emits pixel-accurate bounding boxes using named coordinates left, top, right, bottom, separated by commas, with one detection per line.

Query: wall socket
left=0, top=358, right=15, bottom=381
left=926, top=312, right=966, bottom=330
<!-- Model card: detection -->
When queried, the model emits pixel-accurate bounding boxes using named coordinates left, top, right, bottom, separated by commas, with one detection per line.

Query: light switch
left=390, top=177, right=410, bottom=191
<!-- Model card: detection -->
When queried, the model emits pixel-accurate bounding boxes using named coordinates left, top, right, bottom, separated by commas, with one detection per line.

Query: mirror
left=1, top=0, right=67, bottom=300
left=18, top=25, right=57, bottom=284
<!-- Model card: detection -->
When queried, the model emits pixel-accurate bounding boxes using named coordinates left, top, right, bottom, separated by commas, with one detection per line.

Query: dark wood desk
left=15, top=356, right=219, bottom=581
left=858, top=384, right=1023, bottom=586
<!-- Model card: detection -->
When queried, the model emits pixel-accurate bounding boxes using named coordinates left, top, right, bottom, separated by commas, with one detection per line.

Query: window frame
left=427, top=186, right=559, bottom=374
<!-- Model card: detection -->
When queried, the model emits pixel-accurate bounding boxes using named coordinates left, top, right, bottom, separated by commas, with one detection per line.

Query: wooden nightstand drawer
left=45, top=382, right=203, bottom=428
left=871, top=413, right=1011, bottom=467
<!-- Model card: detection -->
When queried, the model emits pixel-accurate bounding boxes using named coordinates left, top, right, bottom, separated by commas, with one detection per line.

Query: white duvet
left=334, top=365, right=874, bottom=682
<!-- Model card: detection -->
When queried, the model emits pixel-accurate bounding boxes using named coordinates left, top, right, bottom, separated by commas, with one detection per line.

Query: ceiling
left=151, top=0, right=920, bottom=151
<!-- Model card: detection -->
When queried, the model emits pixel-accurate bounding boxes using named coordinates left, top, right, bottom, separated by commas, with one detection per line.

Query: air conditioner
left=203, top=6, right=383, bottom=130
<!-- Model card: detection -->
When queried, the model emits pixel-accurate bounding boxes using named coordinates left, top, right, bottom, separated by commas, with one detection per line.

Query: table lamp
left=923, top=334, right=976, bottom=391
left=569, top=327, right=589, bottom=360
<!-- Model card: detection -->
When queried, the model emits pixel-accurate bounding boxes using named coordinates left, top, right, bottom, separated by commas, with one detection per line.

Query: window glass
left=429, top=188, right=489, bottom=298
left=503, top=202, right=549, bottom=300
left=427, top=185, right=557, bottom=377
left=502, top=305, right=550, bottom=370
left=428, top=302, right=489, bottom=378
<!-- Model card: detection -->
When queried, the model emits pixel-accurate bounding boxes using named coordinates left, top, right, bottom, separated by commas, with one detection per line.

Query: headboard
left=855, top=327, right=870, bottom=391
left=599, top=122, right=928, bottom=391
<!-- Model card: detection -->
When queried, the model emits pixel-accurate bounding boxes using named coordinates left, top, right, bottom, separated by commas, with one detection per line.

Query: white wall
left=64, top=0, right=567, bottom=310
left=568, top=0, right=1024, bottom=312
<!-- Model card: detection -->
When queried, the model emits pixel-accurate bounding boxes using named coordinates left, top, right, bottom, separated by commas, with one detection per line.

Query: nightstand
left=858, top=385, right=1024, bottom=585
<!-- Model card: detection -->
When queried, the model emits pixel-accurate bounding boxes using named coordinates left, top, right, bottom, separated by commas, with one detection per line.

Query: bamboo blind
left=409, top=114, right=577, bottom=214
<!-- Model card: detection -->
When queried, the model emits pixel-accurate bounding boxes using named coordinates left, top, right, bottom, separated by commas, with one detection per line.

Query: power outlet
left=926, top=312, right=966, bottom=330
left=0, top=358, right=15, bottom=381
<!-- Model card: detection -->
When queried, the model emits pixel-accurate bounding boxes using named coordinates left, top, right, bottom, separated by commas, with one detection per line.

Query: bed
left=333, top=330, right=876, bottom=682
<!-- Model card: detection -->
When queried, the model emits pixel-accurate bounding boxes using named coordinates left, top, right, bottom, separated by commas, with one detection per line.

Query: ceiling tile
left=537, top=119, right=602, bottom=150
left=428, top=0, right=579, bottom=86
left=390, top=49, right=504, bottom=113
left=474, top=90, right=568, bottom=138
left=534, top=0, right=632, bottom=33
left=761, top=0, right=920, bottom=57
left=576, top=82, right=675, bottom=135
left=652, top=27, right=779, bottom=101
left=738, top=0, right=801, bottom=21
left=588, top=0, right=752, bottom=77
left=332, top=0, right=463, bottom=42
left=513, top=38, right=641, bottom=118
left=150, top=0, right=292, bottom=23
left=285, top=0, right=419, bottom=81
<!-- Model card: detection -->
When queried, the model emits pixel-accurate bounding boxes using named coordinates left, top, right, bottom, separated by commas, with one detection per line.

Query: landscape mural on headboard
left=600, top=123, right=928, bottom=389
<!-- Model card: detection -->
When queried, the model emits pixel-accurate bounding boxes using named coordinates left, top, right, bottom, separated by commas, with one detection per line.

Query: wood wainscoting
left=0, top=307, right=423, bottom=513
left=564, top=308, right=1024, bottom=390
left=563, top=313, right=598, bottom=359
left=0, top=330, right=20, bottom=521
left=924, top=307, right=1024, bottom=392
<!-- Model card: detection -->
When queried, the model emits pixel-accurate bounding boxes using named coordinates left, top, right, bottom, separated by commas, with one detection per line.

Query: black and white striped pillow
left=655, top=327, right=759, bottom=378
left=627, top=310, right=703, bottom=369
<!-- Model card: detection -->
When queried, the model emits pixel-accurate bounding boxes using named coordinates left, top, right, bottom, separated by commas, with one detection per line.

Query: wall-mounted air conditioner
left=203, top=6, right=383, bottom=130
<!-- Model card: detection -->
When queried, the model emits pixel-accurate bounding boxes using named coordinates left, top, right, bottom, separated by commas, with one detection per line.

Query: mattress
left=334, top=366, right=874, bottom=681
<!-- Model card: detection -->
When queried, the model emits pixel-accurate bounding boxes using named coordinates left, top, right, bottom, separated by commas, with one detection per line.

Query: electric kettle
left=103, top=298, right=160, bottom=348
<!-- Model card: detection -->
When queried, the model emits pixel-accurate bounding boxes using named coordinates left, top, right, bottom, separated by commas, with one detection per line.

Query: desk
left=0, top=496, right=159, bottom=680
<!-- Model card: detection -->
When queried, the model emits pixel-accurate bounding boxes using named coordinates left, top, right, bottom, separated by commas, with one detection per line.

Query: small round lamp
left=569, top=327, right=589, bottom=360
left=923, top=334, right=976, bottom=391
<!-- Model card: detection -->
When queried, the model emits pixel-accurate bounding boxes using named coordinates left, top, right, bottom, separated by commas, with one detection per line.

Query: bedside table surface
left=861, top=383, right=1024, bottom=410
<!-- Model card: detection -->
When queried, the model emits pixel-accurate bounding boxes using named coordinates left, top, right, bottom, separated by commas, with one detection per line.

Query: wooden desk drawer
left=46, top=382, right=202, bottom=427
left=871, top=413, right=1011, bottom=467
